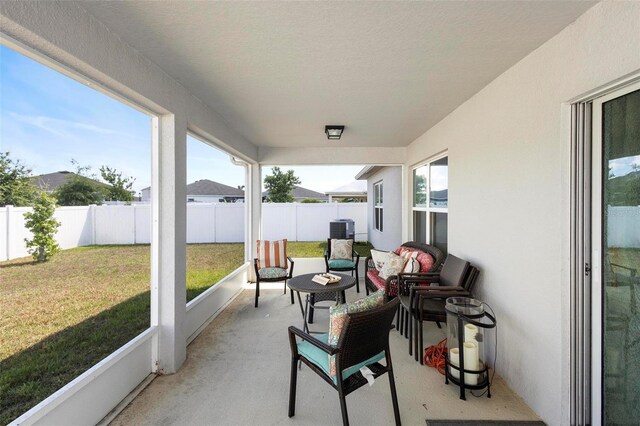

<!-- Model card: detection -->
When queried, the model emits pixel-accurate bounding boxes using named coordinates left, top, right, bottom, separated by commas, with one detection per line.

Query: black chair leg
left=255, top=279, right=260, bottom=308
left=308, top=293, right=315, bottom=324
left=408, top=310, right=413, bottom=356
left=288, top=356, right=298, bottom=417
left=419, top=320, right=424, bottom=365
left=355, top=267, right=359, bottom=293
left=338, top=388, right=349, bottom=426
left=388, top=369, right=402, bottom=426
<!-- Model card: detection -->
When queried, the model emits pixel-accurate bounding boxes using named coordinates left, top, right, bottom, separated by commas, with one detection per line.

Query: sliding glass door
left=592, top=82, right=640, bottom=424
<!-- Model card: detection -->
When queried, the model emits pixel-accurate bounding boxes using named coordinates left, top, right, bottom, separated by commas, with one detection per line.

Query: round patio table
left=287, top=273, right=356, bottom=333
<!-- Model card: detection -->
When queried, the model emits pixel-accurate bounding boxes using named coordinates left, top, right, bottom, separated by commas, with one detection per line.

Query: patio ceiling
left=76, top=1, right=595, bottom=151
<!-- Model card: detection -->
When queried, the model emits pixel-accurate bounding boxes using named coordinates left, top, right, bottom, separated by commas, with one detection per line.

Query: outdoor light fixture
left=325, top=125, right=345, bottom=140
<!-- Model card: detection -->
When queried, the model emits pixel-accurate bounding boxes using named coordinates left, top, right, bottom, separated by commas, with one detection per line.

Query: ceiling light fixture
left=325, top=125, right=345, bottom=140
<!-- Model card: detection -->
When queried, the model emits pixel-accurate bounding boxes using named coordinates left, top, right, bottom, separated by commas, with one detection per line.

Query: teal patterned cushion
left=297, top=333, right=385, bottom=383
left=328, top=259, right=355, bottom=269
left=327, top=290, right=386, bottom=376
left=258, top=267, right=288, bottom=279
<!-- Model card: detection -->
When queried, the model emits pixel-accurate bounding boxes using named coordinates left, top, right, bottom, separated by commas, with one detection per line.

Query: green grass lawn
left=0, top=241, right=371, bottom=424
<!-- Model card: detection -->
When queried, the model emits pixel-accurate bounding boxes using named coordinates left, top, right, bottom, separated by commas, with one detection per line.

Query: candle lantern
left=445, top=296, right=496, bottom=400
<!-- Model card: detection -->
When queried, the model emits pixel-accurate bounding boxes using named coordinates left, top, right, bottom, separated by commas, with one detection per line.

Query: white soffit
left=77, top=1, right=595, bottom=149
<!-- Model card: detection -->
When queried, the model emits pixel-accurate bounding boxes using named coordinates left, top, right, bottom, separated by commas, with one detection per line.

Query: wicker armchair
left=364, top=242, right=445, bottom=296
left=402, top=258, right=480, bottom=363
left=305, top=238, right=362, bottom=323
left=288, top=298, right=401, bottom=426
left=253, top=253, right=294, bottom=308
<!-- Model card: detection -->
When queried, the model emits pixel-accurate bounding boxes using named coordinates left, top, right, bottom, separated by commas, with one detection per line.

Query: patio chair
left=365, top=241, right=445, bottom=296
left=411, top=263, right=480, bottom=364
left=324, top=238, right=361, bottom=292
left=307, top=238, right=361, bottom=323
left=391, top=254, right=474, bottom=360
left=288, top=297, right=401, bottom=426
left=253, top=239, right=294, bottom=308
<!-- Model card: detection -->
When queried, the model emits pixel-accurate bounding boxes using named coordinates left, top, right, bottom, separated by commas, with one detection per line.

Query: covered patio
left=2, top=1, right=640, bottom=425
left=108, top=286, right=539, bottom=425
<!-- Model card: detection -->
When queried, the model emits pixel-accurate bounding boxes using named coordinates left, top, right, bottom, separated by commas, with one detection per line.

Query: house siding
left=366, top=167, right=402, bottom=251
left=405, top=3, right=640, bottom=424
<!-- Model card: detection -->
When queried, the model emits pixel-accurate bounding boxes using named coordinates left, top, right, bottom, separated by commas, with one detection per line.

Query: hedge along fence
left=0, top=202, right=368, bottom=261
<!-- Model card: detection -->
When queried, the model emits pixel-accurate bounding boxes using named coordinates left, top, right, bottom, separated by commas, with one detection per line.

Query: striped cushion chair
left=253, top=239, right=295, bottom=307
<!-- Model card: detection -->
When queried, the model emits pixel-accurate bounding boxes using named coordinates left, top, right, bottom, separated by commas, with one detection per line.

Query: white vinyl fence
left=1, top=203, right=367, bottom=261
left=607, top=206, right=640, bottom=249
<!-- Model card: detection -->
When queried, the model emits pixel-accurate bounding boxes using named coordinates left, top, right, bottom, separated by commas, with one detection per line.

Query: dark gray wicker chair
left=324, top=238, right=361, bottom=293
left=307, top=238, right=361, bottom=323
left=364, top=242, right=444, bottom=296
left=288, top=297, right=401, bottom=426
left=401, top=258, right=480, bottom=363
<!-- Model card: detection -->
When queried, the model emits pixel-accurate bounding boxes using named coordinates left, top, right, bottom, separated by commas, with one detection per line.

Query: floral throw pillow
left=330, top=239, right=353, bottom=260
left=379, top=252, right=408, bottom=280
left=370, top=249, right=392, bottom=271
left=328, top=290, right=385, bottom=376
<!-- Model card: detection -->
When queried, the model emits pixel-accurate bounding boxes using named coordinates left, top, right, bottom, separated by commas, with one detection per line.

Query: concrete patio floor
left=110, top=284, right=541, bottom=425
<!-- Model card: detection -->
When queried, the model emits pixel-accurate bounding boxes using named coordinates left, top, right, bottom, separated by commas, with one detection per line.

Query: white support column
left=401, top=164, right=409, bottom=242
left=150, top=114, right=187, bottom=374
left=246, top=163, right=262, bottom=281
left=5, top=205, right=12, bottom=261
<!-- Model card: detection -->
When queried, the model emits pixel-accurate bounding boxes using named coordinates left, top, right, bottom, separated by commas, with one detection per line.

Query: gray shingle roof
left=186, top=179, right=244, bottom=196
left=32, top=171, right=109, bottom=191
left=262, top=185, right=328, bottom=200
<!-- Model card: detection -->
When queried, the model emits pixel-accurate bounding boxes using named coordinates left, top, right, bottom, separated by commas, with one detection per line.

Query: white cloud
left=9, top=112, right=123, bottom=138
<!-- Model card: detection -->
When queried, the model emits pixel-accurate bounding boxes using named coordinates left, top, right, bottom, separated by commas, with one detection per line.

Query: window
left=374, top=181, right=383, bottom=232
left=412, top=155, right=448, bottom=253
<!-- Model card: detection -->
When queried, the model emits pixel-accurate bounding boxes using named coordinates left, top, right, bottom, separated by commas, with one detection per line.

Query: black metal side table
left=287, top=273, right=356, bottom=333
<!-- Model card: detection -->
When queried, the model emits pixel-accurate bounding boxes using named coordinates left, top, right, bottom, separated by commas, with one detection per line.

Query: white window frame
left=411, top=152, right=448, bottom=245
left=374, top=180, right=383, bottom=232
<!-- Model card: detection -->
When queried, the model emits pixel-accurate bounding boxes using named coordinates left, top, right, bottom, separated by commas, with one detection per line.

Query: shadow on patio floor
left=110, top=286, right=541, bottom=425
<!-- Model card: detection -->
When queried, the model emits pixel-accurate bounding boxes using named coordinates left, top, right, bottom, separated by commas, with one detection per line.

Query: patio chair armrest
left=402, top=272, right=441, bottom=286
left=287, top=257, right=295, bottom=277
left=365, top=256, right=376, bottom=271
left=417, top=288, right=470, bottom=299
left=352, top=250, right=360, bottom=264
left=253, top=258, right=260, bottom=275
left=288, top=326, right=339, bottom=355
left=610, top=262, right=637, bottom=277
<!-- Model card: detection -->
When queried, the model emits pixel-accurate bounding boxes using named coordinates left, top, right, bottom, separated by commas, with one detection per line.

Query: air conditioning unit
left=329, top=219, right=355, bottom=240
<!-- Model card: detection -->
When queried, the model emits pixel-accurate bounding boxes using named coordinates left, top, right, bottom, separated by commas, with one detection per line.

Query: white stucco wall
left=367, top=167, right=403, bottom=251
left=405, top=3, right=640, bottom=424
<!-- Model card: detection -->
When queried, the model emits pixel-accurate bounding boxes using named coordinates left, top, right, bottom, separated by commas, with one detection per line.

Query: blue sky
left=0, top=45, right=363, bottom=194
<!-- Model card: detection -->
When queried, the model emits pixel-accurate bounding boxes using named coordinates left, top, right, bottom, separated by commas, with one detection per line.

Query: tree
left=55, top=160, right=105, bottom=206
left=263, top=167, right=301, bottom=202
left=23, top=192, right=61, bottom=262
left=100, top=166, right=135, bottom=202
left=55, top=176, right=105, bottom=206
left=0, top=152, right=37, bottom=207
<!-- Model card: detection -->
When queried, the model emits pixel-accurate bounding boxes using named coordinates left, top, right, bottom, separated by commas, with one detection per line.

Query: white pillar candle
left=463, top=342, right=479, bottom=385
left=449, top=347, right=460, bottom=379
left=464, top=323, right=479, bottom=344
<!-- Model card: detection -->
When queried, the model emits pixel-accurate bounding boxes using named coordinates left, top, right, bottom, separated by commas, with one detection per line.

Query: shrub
left=23, top=192, right=61, bottom=262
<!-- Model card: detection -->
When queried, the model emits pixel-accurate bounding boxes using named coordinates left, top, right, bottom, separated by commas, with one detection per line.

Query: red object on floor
left=424, top=338, right=448, bottom=375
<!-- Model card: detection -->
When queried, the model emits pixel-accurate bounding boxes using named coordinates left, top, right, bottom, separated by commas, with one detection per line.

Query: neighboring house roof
left=355, top=166, right=382, bottom=180
left=32, top=171, right=109, bottom=192
left=262, top=185, right=328, bottom=201
left=325, top=181, right=367, bottom=195
left=186, top=179, right=244, bottom=196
